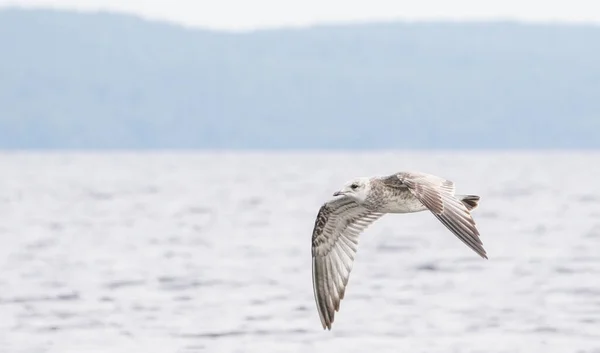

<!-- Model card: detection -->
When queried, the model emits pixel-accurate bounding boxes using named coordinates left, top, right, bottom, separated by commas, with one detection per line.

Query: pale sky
left=1, top=0, right=600, bottom=31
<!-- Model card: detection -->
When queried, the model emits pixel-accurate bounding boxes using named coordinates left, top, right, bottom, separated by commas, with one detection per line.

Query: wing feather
left=311, top=196, right=385, bottom=330
left=396, top=172, right=488, bottom=259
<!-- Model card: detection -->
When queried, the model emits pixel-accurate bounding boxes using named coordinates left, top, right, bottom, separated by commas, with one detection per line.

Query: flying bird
left=310, top=171, right=487, bottom=330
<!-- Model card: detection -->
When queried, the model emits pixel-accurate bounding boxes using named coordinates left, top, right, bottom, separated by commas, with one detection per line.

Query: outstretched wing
left=395, top=171, right=487, bottom=259
left=311, top=196, right=385, bottom=330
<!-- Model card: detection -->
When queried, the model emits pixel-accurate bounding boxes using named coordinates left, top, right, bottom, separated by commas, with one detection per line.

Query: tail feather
left=458, top=195, right=480, bottom=211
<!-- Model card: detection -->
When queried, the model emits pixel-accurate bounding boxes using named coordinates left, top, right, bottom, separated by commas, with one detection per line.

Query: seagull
left=310, top=171, right=487, bottom=330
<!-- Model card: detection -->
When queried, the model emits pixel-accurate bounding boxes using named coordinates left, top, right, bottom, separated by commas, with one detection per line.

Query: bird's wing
left=311, top=196, right=385, bottom=330
left=395, top=171, right=487, bottom=259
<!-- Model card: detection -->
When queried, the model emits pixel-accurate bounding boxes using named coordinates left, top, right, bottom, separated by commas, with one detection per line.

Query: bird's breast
left=379, top=194, right=427, bottom=214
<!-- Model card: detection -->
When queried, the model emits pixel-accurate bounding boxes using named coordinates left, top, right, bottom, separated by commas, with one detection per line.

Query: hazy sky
left=2, top=0, right=600, bottom=30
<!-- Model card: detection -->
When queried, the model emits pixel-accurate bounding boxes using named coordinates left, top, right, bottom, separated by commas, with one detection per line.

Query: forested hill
left=1, top=8, right=599, bottom=149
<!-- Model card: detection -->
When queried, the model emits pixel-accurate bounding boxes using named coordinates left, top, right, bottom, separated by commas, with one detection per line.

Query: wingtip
left=321, top=321, right=332, bottom=330
left=318, top=312, right=335, bottom=330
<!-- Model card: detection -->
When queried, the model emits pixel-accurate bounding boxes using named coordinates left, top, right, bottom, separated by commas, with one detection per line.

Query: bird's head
left=333, top=177, right=371, bottom=203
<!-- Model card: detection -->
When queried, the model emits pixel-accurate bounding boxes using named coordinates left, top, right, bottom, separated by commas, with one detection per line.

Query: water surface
left=1, top=151, right=599, bottom=352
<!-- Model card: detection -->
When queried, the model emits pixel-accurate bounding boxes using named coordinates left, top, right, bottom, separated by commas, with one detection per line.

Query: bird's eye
left=350, top=183, right=359, bottom=190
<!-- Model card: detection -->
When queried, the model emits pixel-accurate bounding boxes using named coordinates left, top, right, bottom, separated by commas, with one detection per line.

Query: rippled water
left=1, top=151, right=599, bottom=353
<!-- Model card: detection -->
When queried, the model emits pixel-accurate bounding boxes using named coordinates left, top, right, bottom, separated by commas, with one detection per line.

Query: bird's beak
left=333, top=190, right=344, bottom=196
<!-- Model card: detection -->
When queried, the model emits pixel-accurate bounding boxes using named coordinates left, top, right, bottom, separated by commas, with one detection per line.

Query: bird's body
left=369, top=177, right=429, bottom=213
left=310, top=171, right=487, bottom=330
